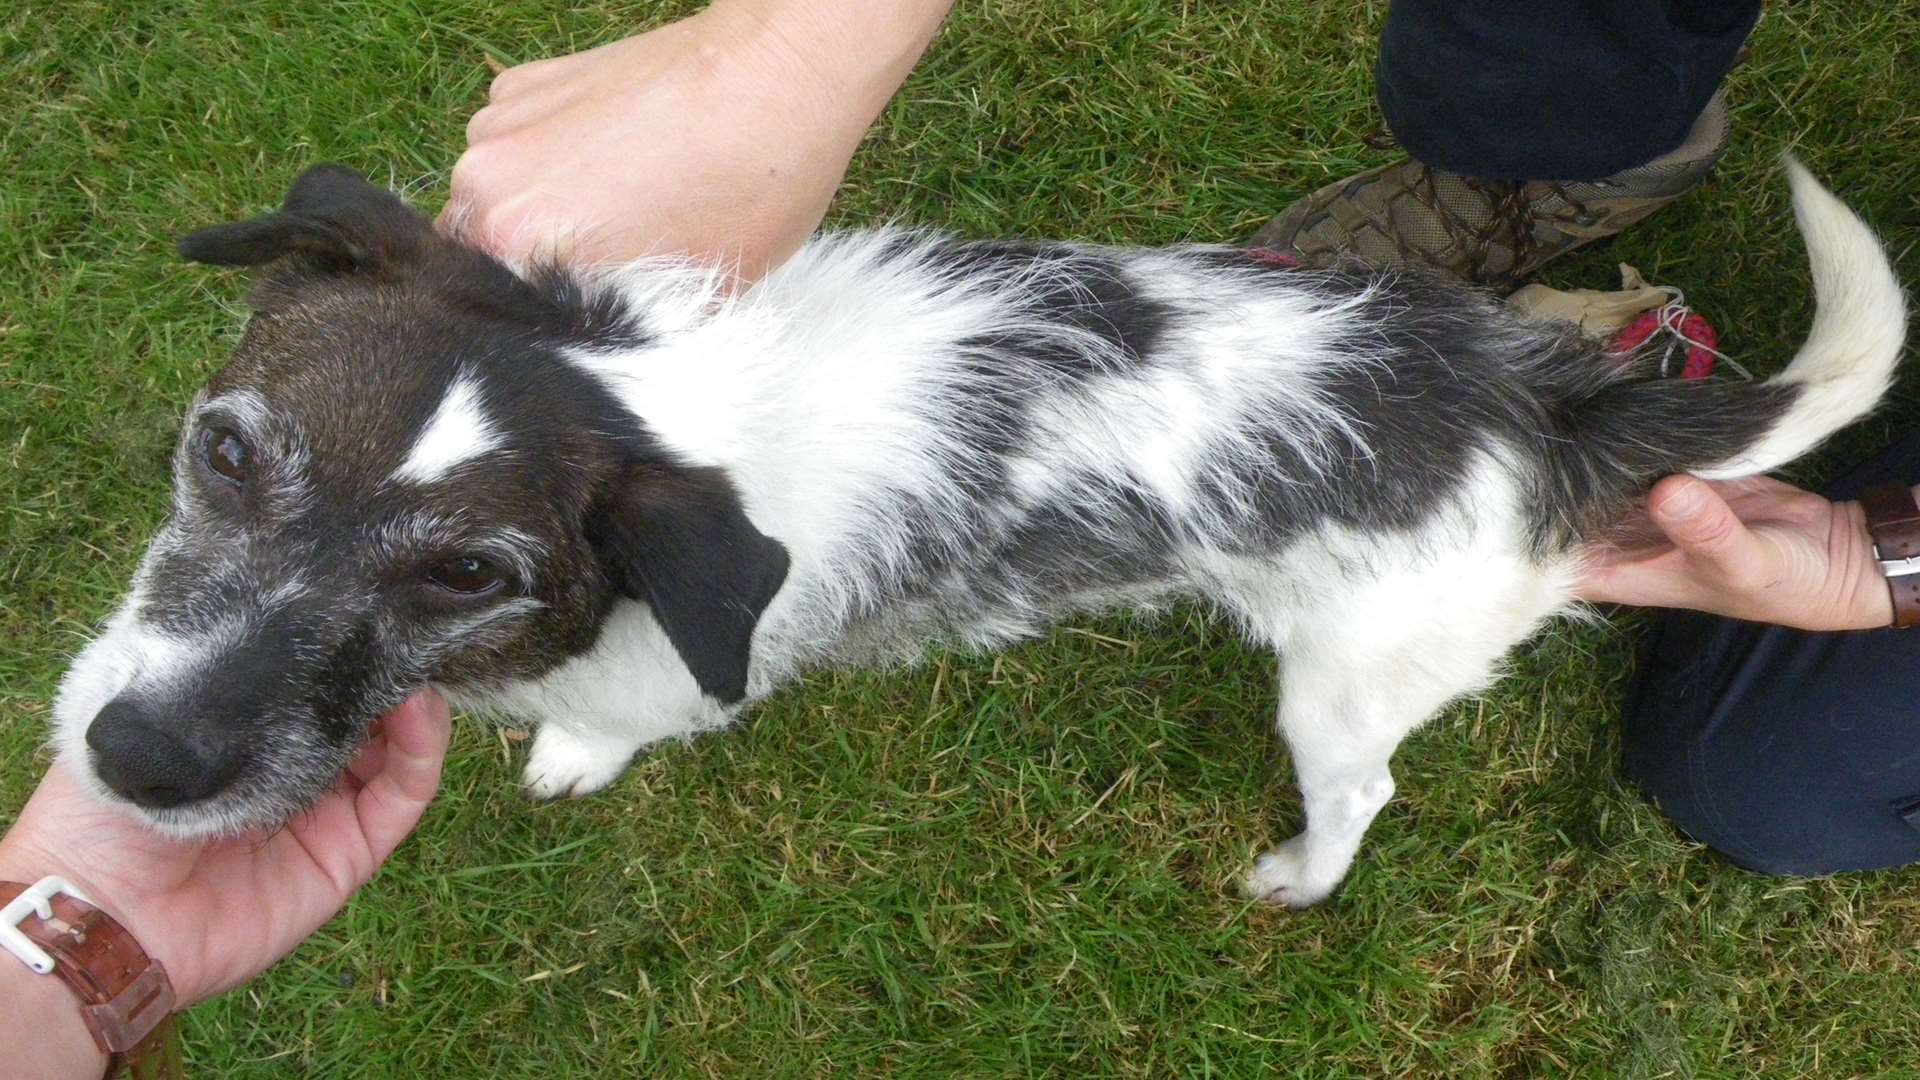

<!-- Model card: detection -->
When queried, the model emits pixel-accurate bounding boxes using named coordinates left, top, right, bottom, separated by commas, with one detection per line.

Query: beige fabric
left=1506, top=263, right=1671, bottom=339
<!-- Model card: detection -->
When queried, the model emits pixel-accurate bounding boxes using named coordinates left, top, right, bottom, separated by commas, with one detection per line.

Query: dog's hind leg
left=1246, top=646, right=1466, bottom=908
left=1239, top=553, right=1569, bottom=908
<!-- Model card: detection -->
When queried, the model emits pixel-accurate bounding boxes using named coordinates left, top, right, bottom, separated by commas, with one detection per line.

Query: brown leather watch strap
left=0, top=880, right=183, bottom=1079
left=1860, top=482, right=1920, bottom=629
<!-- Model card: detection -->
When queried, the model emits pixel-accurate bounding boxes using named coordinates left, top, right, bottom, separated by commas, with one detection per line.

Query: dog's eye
left=427, top=555, right=506, bottom=595
left=206, top=428, right=248, bottom=484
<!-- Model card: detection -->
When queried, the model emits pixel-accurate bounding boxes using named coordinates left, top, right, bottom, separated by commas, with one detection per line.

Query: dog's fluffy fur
left=55, top=160, right=1904, bottom=906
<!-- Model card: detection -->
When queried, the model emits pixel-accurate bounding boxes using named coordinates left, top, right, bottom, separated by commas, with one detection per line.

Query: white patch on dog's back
left=562, top=233, right=1395, bottom=676
left=392, top=375, right=502, bottom=483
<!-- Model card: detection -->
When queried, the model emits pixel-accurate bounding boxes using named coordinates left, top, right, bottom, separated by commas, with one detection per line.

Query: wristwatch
left=1860, top=482, right=1920, bottom=629
left=1, top=877, right=183, bottom=1079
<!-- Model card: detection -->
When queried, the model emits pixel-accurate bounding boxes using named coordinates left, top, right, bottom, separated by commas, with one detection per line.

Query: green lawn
left=4, top=1, right=1918, bottom=1076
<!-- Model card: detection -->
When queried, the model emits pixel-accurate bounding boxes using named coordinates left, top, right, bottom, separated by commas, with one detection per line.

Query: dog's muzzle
left=85, top=698, right=243, bottom=809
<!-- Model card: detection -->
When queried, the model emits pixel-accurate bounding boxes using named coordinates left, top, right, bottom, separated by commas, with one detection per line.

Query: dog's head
left=56, top=166, right=787, bottom=836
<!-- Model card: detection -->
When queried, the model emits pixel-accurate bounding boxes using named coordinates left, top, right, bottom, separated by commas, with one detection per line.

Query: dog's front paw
left=1242, top=836, right=1344, bottom=909
left=522, top=725, right=638, bottom=800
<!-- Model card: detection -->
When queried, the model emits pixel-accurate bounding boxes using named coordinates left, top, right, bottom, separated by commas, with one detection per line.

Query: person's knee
left=1628, top=722, right=1920, bottom=877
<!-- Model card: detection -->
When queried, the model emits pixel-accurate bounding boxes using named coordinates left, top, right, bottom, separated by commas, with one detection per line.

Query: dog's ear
left=587, top=464, right=790, bottom=704
left=178, top=164, right=433, bottom=274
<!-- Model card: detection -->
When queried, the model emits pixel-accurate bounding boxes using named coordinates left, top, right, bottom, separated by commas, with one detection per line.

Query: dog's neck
left=566, top=242, right=989, bottom=579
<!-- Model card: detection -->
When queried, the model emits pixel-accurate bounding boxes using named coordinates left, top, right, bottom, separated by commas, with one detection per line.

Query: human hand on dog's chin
left=1577, top=474, right=1898, bottom=631
left=443, top=0, right=952, bottom=283
left=0, top=688, right=451, bottom=1009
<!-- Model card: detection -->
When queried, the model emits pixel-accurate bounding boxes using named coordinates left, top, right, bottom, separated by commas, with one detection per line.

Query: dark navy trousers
left=1376, top=0, right=1761, bottom=179
left=1622, top=435, right=1920, bottom=876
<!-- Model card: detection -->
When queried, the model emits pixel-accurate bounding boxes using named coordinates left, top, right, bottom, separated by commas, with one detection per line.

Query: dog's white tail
left=1692, top=157, right=1907, bottom=480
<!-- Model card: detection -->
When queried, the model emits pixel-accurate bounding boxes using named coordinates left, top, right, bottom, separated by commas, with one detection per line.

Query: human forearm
left=709, top=0, right=953, bottom=125
left=0, top=853, right=113, bottom=1079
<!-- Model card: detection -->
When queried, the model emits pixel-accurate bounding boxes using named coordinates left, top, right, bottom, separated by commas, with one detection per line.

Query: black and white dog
left=54, top=160, right=1903, bottom=906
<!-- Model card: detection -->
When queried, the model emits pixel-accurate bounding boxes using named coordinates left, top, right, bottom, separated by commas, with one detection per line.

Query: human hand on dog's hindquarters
left=1576, top=475, right=1902, bottom=631
left=0, top=688, right=450, bottom=1050
left=443, top=0, right=953, bottom=283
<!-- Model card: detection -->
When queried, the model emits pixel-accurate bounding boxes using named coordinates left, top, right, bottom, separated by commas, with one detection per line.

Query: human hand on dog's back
left=0, top=690, right=450, bottom=1078
left=444, top=0, right=953, bottom=284
left=1577, top=475, right=1902, bottom=631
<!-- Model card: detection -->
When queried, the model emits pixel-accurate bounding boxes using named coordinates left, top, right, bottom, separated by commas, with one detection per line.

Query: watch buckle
left=1, top=875, right=94, bottom=975
left=1878, top=552, right=1920, bottom=579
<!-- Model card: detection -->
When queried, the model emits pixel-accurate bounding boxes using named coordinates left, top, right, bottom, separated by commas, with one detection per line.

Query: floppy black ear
left=178, top=164, right=433, bottom=274
left=588, top=464, right=790, bottom=704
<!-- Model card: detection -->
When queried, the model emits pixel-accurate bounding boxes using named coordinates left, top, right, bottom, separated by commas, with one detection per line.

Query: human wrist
left=0, top=831, right=203, bottom=1008
left=704, top=0, right=950, bottom=128
left=0, top=838, right=99, bottom=923
left=1, top=859, right=190, bottom=1077
left=1845, top=483, right=1920, bottom=630
left=1, top=845, right=140, bottom=1068
left=0, top=948, right=109, bottom=1079
left=1832, top=498, right=1896, bottom=630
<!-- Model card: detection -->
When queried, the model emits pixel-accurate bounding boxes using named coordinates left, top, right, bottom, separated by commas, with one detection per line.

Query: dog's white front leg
left=520, top=724, right=653, bottom=800
left=461, top=601, right=734, bottom=800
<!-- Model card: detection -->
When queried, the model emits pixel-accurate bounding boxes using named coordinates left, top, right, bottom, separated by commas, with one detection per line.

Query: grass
left=2, top=0, right=1917, bottom=1075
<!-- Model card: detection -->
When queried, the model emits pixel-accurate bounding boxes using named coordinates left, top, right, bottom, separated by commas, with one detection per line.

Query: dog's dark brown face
left=54, top=167, right=786, bottom=836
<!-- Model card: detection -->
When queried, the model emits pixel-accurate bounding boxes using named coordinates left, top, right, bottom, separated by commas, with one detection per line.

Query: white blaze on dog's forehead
left=392, top=375, right=504, bottom=484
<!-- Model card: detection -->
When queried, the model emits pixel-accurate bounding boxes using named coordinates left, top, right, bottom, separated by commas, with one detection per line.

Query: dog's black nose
left=86, top=699, right=241, bottom=809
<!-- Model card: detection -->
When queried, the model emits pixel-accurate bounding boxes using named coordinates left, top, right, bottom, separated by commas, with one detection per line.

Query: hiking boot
left=1249, top=92, right=1731, bottom=289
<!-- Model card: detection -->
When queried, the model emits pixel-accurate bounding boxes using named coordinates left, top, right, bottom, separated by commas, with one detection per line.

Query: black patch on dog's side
left=876, top=239, right=1182, bottom=584
left=586, top=464, right=791, bottom=704
left=1287, top=267, right=1526, bottom=537
left=1210, top=263, right=1801, bottom=550
left=994, top=470, right=1182, bottom=595
left=939, top=240, right=1176, bottom=376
